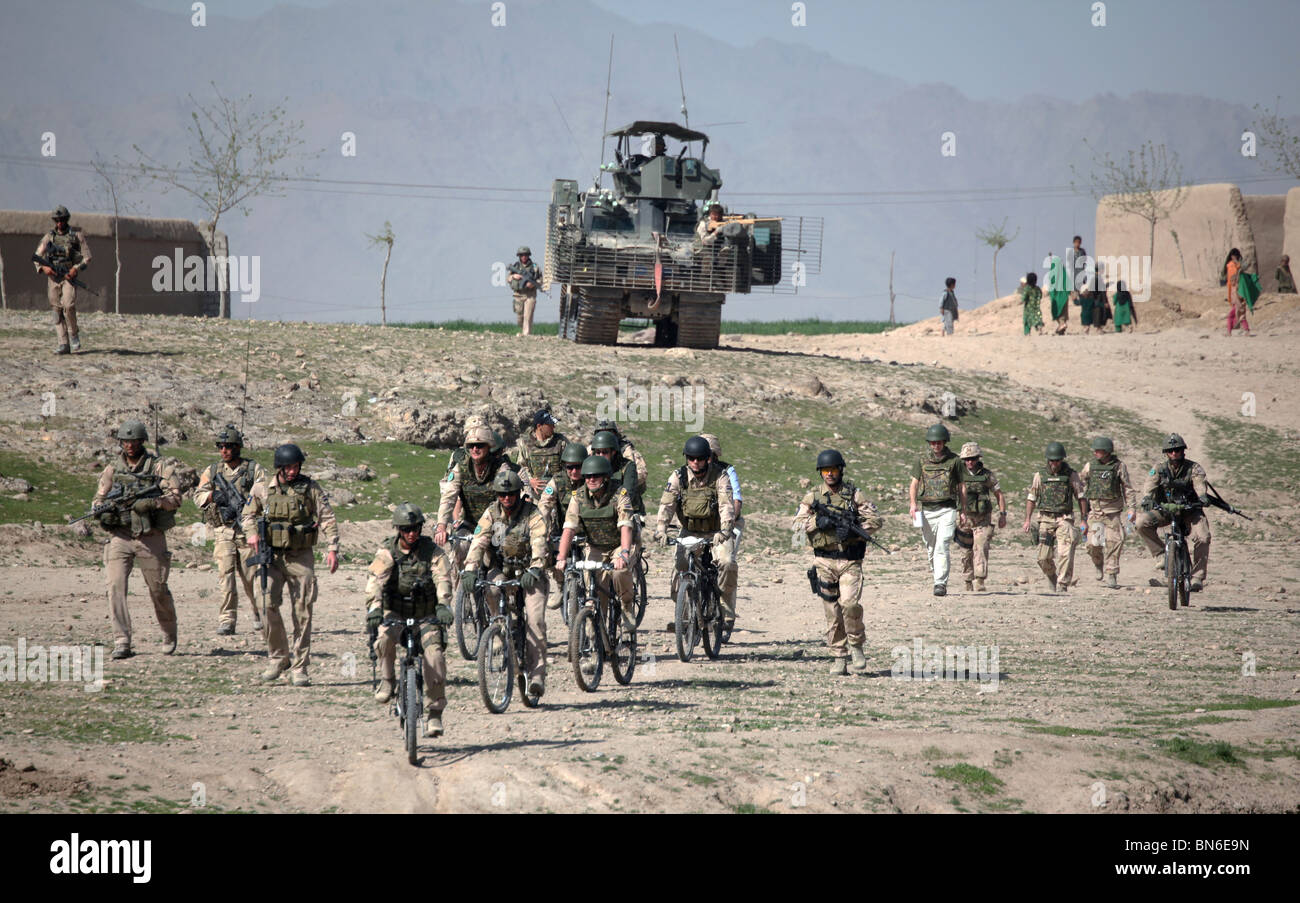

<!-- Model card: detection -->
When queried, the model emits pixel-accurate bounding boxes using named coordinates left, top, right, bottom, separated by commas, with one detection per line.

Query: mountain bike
left=567, top=557, right=636, bottom=692
left=671, top=535, right=724, bottom=662
left=381, top=614, right=437, bottom=766
left=450, top=532, right=487, bottom=661
left=476, top=556, right=541, bottom=713
left=1160, top=504, right=1199, bottom=610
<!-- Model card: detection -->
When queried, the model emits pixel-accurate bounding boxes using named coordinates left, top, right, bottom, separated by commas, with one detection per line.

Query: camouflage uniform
left=1026, top=466, right=1086, bottom=589
left=193, top=457, right=269, bottom=631
left=958, top=462, right=1003, bottom=585
left=34, top=220, right=92, bottom=351
left=467, top=498, right=550, bottom=679
left=94, top=451, right=182, bottom=654
left=655, top=463, right=737, bottom=620
left=513, top=429, right=570, bottom=497
left=537, top=470, right=581, bottom=605
left=1136, top=459, right=1212, bottom=583
left=437, top=449, right=518, bottom=574
left=241, top=472, right=340, bottom=679
left=365, top=534, right=454, bottom=715
left=794, top=481, right=883, bottom=659
left=508, top=256, right=542, bottom=334
left=565, top=481, right=638, bottom=629
left=1079, top=455, right=1138, bottom=579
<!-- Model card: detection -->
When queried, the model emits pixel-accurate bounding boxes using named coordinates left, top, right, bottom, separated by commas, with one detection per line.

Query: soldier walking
left=1079, top=436, right=1137, bottom=588
left=1022, top=442, right=1086, bottom=592
left=794, top=450, right=883, bottom=676
left=365, top=504, right=454, bottom=738
left=1135, top=433, right=1212, bottom=591
left=508, top=246, right=542, bottom=335
left=512, top=410, right=569, bottom=500
left=242, top=444, right=339, bottom=686
left=34, top=205, right=91, bottom=354
left=956, top=443, right=1007, bottom=592
left=93, top=420, right=182, bottom=659
left=192, top=425, right=267, bottom=634
left=908, top=423, right=966, bottom=596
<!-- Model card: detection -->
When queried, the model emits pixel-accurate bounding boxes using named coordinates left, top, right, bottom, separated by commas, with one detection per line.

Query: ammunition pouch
left=813, top=546, right=864, bottom=561
left=808, top=566, right=840, bottom=602
left=268, top=522, right=317, bottom=550
left=954, top=528, right=974, bottom=549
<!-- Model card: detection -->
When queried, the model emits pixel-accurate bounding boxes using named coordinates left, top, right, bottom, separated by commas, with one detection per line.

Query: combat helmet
left=959, top=442, right=982, bottom=459
left=392, top=503, right=425, bottom=528
left=492, top=470, right=523, bottom=495
left=1045, top=441, right=1066, bottom=461
left=51, top=205, right=70, bottom=221
left=1091, top=436, right=1114, bottom=454
left=581, top=455, right=613, bottom=478
left=273, top=443, right=306, bottom=469
left=925, top=423, right=951, bottom=443
left=560, top=442, right=588, bottom=465
left=216, top=424, right=244, bottom=447
left=464, top=426, right=493, bottom=447
left=516, top=246, right=531, bottom=257
left=1162, top=433, right=1187, bottom=452
left=591, top=430, right=620, bottom=451
left=816, top=449, right=845, bottom=470
left=683, top=436, right=711, bottom=459
left=116, top=420, right=148, bottom=441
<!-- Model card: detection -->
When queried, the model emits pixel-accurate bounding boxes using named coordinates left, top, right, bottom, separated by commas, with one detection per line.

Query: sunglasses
left=819, top=467, right=840, bottom=475
left=564, top=463, right=583, bottom=470
left=686, top=455, right=708, bottom=462
left=397, top=525, right=421, bottom=533
left=217, top=443, right=239, bottom=450
left=468, top=443, right=489, bottom=450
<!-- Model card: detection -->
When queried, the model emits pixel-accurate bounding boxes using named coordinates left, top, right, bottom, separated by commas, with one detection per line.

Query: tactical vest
left=459, top=458, right=505, bottom=526
left=383, top=535, right=438, bottom=618
left=491, top=500, right=538, bottom=566
left=613, top=454, right=645, bottom=515
left=961, top=467, right=994, bottom=516
left=675, top=463, right=722, bottom=534
left=577, top=484, right=622, bottom=549
left=809, top=481, right=865, bottom=555
left=552, top=478, right=579, bottom=524
left=1085, top=457, right=1122, bottom=501
left=1155, top=460, right=1200, bottom=506
left=45, top=229, right=83, bottom=266
left=1036, top=466, right=1075, bottom=515
left=509, top=261, right=540, bottom=292
left=101, top=453, right=175, bottom=535
left=203, top=460, right=256, bottom=527
left=264, top=476, right=317, bottom=550
left=918, top=451, right=958, bottom=505
left=523, top=433, right=565, bottom=481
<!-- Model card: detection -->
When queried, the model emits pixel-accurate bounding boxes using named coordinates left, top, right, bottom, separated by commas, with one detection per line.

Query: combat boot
left=848, top=645, right=869, bottom=673
left=974, top=578, right=985, bottom=592
left=260, top=661, right=289, bottom=682
left=375, top=679, right=395, bottom=703
left=1106, top=573, right=1118, bottom=589
left=1190, top=578, right=1204, bottom=592
left=964, top=580, right=974, bottom=592
left=1094, top=563, right=1105, bottom=581
left=829, top=657, right=848, bottom=677
left=111, top=644, right=133, bottom=660
left=933, top=584, right=946, bottom=597
left=1153, top=553, right=1166, bottom=572
left=290, top=670, right=311, bottom=687
left=161, top=633, right=177, bottom=655
left=216, top=623, right=235, bottom=636
left=425, top=715, right=444, bottom=738
left=528, top=674, right=545, bottom=697
left=70, top=337, right=81, bottom=352
left=55, top=344, right=70, bottom=355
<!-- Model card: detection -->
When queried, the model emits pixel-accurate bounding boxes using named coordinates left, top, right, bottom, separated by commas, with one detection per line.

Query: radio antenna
left=674, top=34, right=689, bottom=130
left=596, top=34, right=614, bottom=189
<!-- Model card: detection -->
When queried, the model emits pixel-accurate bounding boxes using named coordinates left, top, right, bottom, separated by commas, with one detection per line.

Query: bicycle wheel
left=454, top=579, right=482, bottom=661
left=1165, top=537, right=1178, bottom=611
left=570, top=607, right=604, bottom=692
left=561, top=573, right=582, bottom=628
left=611, top=615, right=636, bottom=685
left=701, top=585, right=724, bottom=660
left=477, top=620, right=514, bottom=714
left=675, top=580, right=699, bottom=663
left=1177, top=545, right=1191, bottom=608
left=633, top=557, right=648, bottom=628
left=404, top=661, right=421, bottom=765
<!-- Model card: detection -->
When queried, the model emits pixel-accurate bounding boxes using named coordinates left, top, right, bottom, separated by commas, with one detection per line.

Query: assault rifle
left=367, top=621, right=379, bottom=692
left=245, top=516, right=273, bottom=627
left=1205, top=483, right=1251, bottom=521
left=70, top=477, right=163, bottom=525
left=810, top=500, right=894, bottom=556
left=32, top=253, right=100, bottom=297
left=211, top=471, right=246, bottom=527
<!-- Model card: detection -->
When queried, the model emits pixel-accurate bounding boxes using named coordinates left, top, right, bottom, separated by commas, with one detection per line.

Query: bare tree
left=975, top=218, right=1020, bottom=300
left=1251, top=97, right=1300, bottom=181
left=85, top=154, right=145, bottom=314
left=1073, top=139, right=1187, bottom=266
left=365, top=222, right=395, bottom=326
left=888, top=250, right=897, bottom=325
left=133, top=83, right=314, bottom=317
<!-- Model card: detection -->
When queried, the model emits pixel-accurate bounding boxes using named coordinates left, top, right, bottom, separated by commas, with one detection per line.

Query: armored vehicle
left=544, top=121, right=815, bottom=348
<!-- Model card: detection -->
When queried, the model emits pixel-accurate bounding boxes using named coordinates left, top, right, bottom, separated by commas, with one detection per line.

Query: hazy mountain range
left=1, top=0, right=1295, bottom=323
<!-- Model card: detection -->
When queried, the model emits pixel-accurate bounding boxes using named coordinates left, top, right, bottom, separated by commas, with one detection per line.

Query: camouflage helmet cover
left=465, top=426, right=494, bottom=446
left=1162, top=433, right=1187, bottom=452
left=516, top=246, right=531, bottom=256
left=392, top=502, right=425, bottom=527
left=116, top=420, right=148, bottom=441
left=52, top=205, right=70, bottom=220
left=216, top=424, right=244, bottom=447
left=959, top=442, right=982, bottom=459
left=698, top=433, right=721, bottom=458
left=492, top=470, right=523, bottom=494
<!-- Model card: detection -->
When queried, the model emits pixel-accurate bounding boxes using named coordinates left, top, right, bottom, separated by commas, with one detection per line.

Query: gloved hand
left=434, top=603, right=454, bottom=626
left=462, top=569, right=480, bottom=591
left=651, top=527, right=665, bottom=544
left=713, top=532, right=729, bottom=547
left=1160, top=502, right=1184, bottom=515
left=365, top=607, right=382, bottom=630
left=814, top=513, right=836, bottom=531
left=520, top=567, right=543, bottom=593
left=132, top=498, right=157, bottom=514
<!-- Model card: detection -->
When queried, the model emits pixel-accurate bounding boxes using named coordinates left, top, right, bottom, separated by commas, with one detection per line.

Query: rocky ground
left=0, top=289, right=1297, bottom=813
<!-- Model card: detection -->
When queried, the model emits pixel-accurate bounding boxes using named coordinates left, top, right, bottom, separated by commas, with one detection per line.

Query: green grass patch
left=680, top=771, right=717, bottom=786
left=1022, top=724, right=1110, bottom=738
left=932, top=763, right=1005, bottom=796
left=1157, top=737, right=1244, bottom=768
left=732, top=803, right=775, bottom=814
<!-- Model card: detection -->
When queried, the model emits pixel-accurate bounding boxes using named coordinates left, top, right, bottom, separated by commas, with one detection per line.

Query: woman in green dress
left=1111, top=280, right=1134, bottom=333
left=1020, top=272, right=1044, bottom=335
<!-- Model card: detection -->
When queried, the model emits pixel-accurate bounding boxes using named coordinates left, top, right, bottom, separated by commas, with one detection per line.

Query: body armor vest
left=383, top=535, right=437, bottom=618
left=1155, top=460, right=1200, bottom=506
left=265, top=476, right=317, bottom=549
left=1085, top=457, right=1122, bottom=501
left=459, top=458, right=507, bottom=526
left=203, top=460, right=256, bottom=527
left=46, top=229, right=83, bottom=266
left=961, top=467, right=994, bottom=515
left=553, top=478, right=579, bottom=525
left=809, top=481, right=864, bottom=555
left=577, top=484, right=622, bottom=548
left=491, top=500, right=537, bottom=567
left=1036, top=466, right=1075, bottom=515
left=919, top=452, right=957, bottom=504
left=102, top=453, right=174, bottom=535
left=523, top=433, right=565, bottom=481
left=613, top=454, right=644, bottom=514
left=676, top=463, right=722, bottom=534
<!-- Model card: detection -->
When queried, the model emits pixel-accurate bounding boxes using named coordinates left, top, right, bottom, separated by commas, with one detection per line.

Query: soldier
left=436, top=424, right=519, bottom=576
left=699, top=433, right=742, bottom=631
left=365, top=504, right=454, bottom=738
left=590, top=421, right=649, bottom=511
left=1079, top=436, right=1138, bottom=589
left=794, top=450, right=884, bottom=676
left=93, top=420, right=182, bottom=660
left=512, top=410, right=570, bottom=500
left=696, top=201, right=726, bottom=245
left=1022, top=442, right=1086, bottom=592
left=956, top=443, right=1007, bottom=592
left=556, top=455, right=638, bottom=642
left=34, top=205, right=92, bottom=354
left=1135, top=433, right=1212, bottom=591
left=465, top=471, right=550, bottom=697
left=507, top=246, right=542, bottom=335
left=653, top=436, right=738, bottom=628
left=192, top=425, right=268, bottom=634
left=536, top=442, right=589, bottom=609
left=242, top=443, right=339, bottom=686
left=908, top=423, right=966, bottom=596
